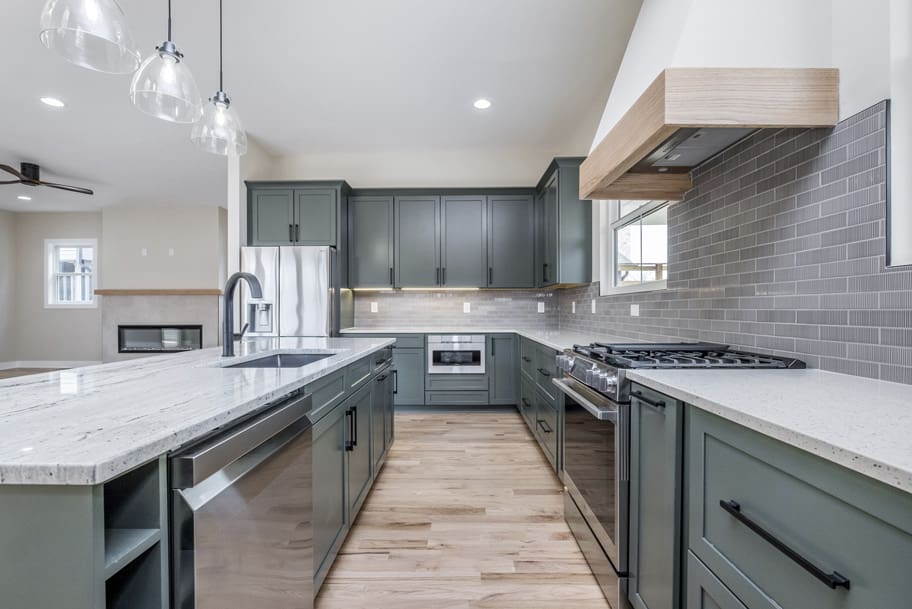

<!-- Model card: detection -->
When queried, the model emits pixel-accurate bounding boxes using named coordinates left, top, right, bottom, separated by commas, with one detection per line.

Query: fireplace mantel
left=95, top=289, right=222, bottom=296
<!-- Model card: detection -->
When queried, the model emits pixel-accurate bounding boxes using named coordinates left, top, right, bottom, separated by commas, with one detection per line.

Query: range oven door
left=426, top=335, right=486, bottom=374
left=556, top=377, right=630, bottom=609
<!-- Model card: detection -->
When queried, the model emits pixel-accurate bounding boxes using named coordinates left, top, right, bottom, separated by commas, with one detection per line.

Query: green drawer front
left=688, top=407, right=912, bottom=609
left=306, top=369, right=348, bottom=422
left=520, top=338, right=536, bottom=380
left=424, top=391, right=490, bottom=406
left=519, top=376, right=536, bottom=430
left=534, top=343, right=558, bottom=402
left=346, top=356, right=373, bottom=390
left=534, top=391, right=558, bottom=470
left=425, top=375, right=489, bottom=391
left=686, top=551, right=748, bottom=609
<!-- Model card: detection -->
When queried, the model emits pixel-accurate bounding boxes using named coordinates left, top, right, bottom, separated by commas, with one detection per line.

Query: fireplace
left=118, top=325, right=203, bottom=354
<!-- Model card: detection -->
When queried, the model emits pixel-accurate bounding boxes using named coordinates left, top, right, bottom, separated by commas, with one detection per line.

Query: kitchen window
left=599, top=200, right=668, bottom=295
left=45, top=239, right=97, bottom=308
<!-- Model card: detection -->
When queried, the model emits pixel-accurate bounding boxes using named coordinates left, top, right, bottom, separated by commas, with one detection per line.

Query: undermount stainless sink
left=225, top=353, right=333, bottom=369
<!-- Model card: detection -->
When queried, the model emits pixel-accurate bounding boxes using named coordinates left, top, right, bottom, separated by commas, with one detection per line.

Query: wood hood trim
left=94, top=289, right=222, bottom=296
left=580, top=67, right=840, bottom=201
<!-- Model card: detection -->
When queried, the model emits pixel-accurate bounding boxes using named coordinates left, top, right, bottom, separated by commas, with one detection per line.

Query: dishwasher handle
left=171, top=390, right=312, bottom=488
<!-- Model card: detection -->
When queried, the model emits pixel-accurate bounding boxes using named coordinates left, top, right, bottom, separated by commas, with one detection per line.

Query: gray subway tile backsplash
left=354, top=102, right=910, bottom=383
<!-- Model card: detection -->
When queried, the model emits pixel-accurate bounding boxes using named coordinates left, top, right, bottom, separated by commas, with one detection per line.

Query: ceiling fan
left=0, top=162, right=94, bottom=196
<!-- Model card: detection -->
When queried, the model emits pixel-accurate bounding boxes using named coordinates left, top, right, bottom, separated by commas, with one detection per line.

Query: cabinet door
left=349, top=196, right=394, bottom=288
left=392, top=348, right=425, bottom=406
left=441, top=195, right=487, bottom=287
left=312, top=401, right=349, bottom=587
left=487, top=194, right=534, bottom=287
left=543, top=174, right=559, bottom=285
left=294, top=188, right=337, bottom=245
left=371, top=371, right=388, bottom=471
left=384, top=371, right=395, bottom=451
left=250, top=189, right=295, bottom=245
left=488, top=334, right=517, bottom=405
left=395, top=195, right=440, bottom=287
left=534, top=343, right=558, bottom=402
left=534, top=189, right=546, bottom=287
left=686, top=552, right=748, bottom=609
left=629, top=385, right=683, bottom=609
left=346, top=384, right=373, bottom=519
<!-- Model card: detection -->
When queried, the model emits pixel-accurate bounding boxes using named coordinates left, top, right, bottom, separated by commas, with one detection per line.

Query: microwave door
left=280, top=246, right=332, bottom=337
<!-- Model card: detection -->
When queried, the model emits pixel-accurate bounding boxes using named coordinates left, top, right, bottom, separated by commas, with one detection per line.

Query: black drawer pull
left=377, top=374, right=388, bottom=382
left=392, top=370, right=398, bottom=394
left=521, top=397, right=530, bottom=408
left=344, top=409, right=354, bottom=451
left=537, top=368, right=551, bottom=377
left=632, top=390, right=665, bottom=409
left=522, top=356, right=532, bottom=363
left=536, top=419, right=553, bottom=434
left=719, top=500, right=850, bottom=590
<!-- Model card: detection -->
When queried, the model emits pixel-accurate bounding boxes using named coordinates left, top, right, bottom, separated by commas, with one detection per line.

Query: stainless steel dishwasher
left=170, top=390, right=313, bottom=609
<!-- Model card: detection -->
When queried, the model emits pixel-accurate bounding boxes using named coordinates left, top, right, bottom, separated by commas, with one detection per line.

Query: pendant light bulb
left=129, top=2, right=202, bottom=123
left=191, top=0, right=247, bottom=156
left=39, top=0, right=141, bottom=74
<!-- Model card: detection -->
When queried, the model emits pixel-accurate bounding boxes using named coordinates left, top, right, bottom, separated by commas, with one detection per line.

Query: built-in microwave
left=426, top=335, right=486, bottom=374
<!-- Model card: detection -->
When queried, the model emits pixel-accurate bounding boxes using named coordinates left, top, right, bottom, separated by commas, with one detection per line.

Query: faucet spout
left=223, top=272, right=263, bottom=357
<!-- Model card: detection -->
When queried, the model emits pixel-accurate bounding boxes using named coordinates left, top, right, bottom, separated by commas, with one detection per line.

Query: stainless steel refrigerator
left=240, top=246, right=353, bottom=337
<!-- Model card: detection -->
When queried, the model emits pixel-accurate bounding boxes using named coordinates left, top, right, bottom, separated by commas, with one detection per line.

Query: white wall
left=14, top=212, right=103, bottom=363
left=100, top=206, right=226, bottom=289
left=0, top=210, right=16, bottom=363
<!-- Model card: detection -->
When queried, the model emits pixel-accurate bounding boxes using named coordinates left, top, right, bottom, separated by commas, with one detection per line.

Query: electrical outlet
left=571, top=301, right=576, bottom=314
left=591, top=299, right=597, bottom=314
left=370, top=302, right=378, bottom=313
left=630, top=304, right=640, bottom=317
left=537, top=302, right=545, bottom=313
left=141, top=248, right=148, bottom=257
left=463, top=302, right=471, bottom=313
left=168, top=248, right=175, bottom=257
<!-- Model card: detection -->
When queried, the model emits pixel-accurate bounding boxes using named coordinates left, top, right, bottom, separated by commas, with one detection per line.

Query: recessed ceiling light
left=40, top=97, right=65, bottom=108
left=17, top=195, right=32, bottom=201
left=473, top=98, right=492, bottom=110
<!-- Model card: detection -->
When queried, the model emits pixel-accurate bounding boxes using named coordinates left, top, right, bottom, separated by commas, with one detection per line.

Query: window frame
left=599, top=199, right=669, bottom=296
left=44, top=238, right=98, bottom=309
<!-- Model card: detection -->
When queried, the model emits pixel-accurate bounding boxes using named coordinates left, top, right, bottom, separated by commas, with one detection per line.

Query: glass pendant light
left=191, top=0, right=247, bottom=156
left=39, top=0, right=141, bottom=74
left=129, top=0, right=202, bottom=123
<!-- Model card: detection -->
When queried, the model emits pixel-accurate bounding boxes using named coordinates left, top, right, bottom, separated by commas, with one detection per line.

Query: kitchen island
left=0, top=336, right=394, bottom=609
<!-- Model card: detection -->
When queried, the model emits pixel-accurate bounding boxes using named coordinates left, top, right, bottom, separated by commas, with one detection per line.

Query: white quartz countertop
left=340, top=326, right=640, bottom=352
left=0, top=336, right=394, bottom=485
left=626, top=368, right=912, bottom=493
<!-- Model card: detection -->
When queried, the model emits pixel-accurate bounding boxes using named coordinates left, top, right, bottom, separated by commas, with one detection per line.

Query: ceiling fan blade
left=41, top=181, right=95, bottom=196
left=0, top=164, right=26, bottom=180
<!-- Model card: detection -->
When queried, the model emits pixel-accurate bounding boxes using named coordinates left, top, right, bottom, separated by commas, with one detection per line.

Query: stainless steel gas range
left=554, top=342, right=805, bottom=609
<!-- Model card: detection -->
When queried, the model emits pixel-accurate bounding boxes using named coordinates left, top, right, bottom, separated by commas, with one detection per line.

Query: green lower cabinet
left=519, top=376, right=536, bottom=430
left=488, top=334, right=517, bottom=405
left=687, top=406, right=912, bottom=609
left=685, top=552, right=747, bottom=609
left=346, top=383, right=374, bottom=520
left=312, top=399, right=350, bottom=590
left=393, top=348, right=425, bottom=406
left=629, top=384, right=683, bottom=609
left=534, top=388, right=559, bottom=471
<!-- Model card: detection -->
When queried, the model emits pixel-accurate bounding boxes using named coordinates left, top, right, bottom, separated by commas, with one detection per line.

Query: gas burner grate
left=571, top=343, right=805, bottom=369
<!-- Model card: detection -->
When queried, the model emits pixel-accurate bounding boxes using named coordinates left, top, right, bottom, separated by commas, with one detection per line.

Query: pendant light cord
left=167, top=0, right=172, bottom=40
left=219, top=0, right=224, bottom=91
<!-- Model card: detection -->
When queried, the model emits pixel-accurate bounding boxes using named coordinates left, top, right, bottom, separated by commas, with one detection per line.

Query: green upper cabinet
left=487, top=194, right=535, bottom=287
left=249, top=188, right=295, bottom=245
left=535, top=158, right=592, bottom=286
left=247, top=182, right=349, bottom=248
left=441, top=195, right=487, bottom=287
left=349, top=195, right=395, bottom=288
left=395, top=196, right=441, bottom=287
left=295, top=188, right=337, bottom=245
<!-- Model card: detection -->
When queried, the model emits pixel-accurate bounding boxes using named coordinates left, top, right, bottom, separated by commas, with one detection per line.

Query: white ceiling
left=0, top=0, right=641, bottom=212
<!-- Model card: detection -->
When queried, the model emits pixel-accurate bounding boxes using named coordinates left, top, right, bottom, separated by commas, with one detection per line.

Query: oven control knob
left=596, top=372, right=616, bottom=392
left=584, top=366, right=598, bottom=385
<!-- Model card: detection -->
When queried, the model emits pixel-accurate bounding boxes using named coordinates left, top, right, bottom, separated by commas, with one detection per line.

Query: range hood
left=580, top=68, right=840, bottom=201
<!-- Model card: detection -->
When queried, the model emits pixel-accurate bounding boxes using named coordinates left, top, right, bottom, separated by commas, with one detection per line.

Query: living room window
left=45, top=239, right=97, bottom=308
left=599, top=200, right=669, bottom=295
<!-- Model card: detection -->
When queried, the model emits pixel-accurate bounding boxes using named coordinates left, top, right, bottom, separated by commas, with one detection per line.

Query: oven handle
left=552, top=378, right=618, bottom=422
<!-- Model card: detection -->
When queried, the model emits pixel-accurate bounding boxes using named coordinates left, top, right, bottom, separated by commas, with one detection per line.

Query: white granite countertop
left=627, top=369, right=912, bottom=493
left=0, top=336, right=394, bottom=485
left=340, top=326, right=641, bottom=352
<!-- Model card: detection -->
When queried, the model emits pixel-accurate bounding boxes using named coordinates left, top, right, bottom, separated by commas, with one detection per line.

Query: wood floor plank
left=315, top=410, right=610, bottom=609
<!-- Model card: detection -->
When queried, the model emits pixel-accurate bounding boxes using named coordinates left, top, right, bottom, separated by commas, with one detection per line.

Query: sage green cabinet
left=346, top=383, right=374, bottom=520
left=349, top=195, right=395, bottom=288
left=393, top=347, right=425, bottom=406
left=487, top=334, right=517, bottom=405
left=247, top=182, right=348, bottom=247
left=249, top=188, right=295, bottom=245
left=295, top=189, right=337, bottom=245
left=312, top=399, right=350, bottom=589
left=629, top=384, right=683, bottom=609
left=395, top=196, right=441, bottom=287
left=487, top=194, right=535, bottom=287
left=534, top=158, right=591, bottom=286
left=441, top=195, right=487, bottom=287
left=533, top=342, right=558, bottom=403
left=371, top=366, right=395, bottom=473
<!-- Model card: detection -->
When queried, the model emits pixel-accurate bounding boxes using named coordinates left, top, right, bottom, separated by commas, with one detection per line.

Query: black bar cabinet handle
left=488, top=267, right=493, bottom=284
left=377, top=374, right=388, bottom=382
left=536, top=419, right=553, bottom=434
left=344, top=409, right=354, bottom=451
left=719, top=500, right=850, bottom=590
left=632, top=390, right=665, bottom=409
left=436, top=267, right=440, bottom=284
left=522, top=356, right=532, bottom=363
left=542, top=263, right=548, bottom=283
left=537, top=367, right=551, bottom=377
left=442, top=267, right=446, bottom=285
left=295, top=224, right=300, bottom=242
left=389, top=267, right=394, bottom=285
left=491, top=339, right=496, bottom=357
left=289, top=224, right=294, bottom=242
left=392, top=369, right=398, bottom=394
left=351, top=406, right=358, bottom=447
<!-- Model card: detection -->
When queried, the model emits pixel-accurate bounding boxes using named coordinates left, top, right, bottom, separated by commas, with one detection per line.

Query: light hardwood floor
left=316, top=410, right=611, bottom=609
